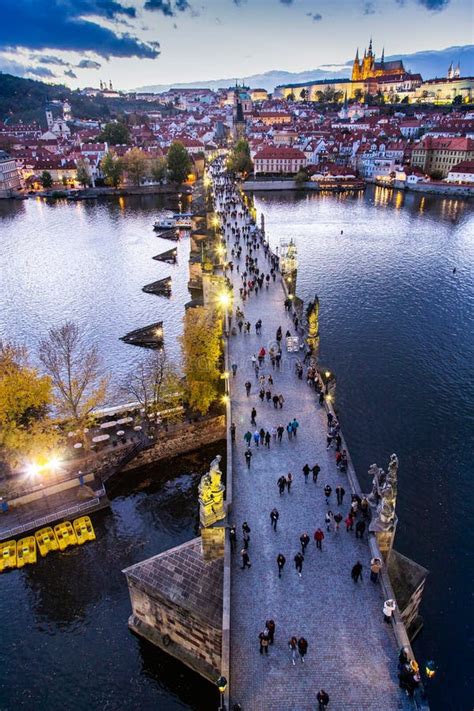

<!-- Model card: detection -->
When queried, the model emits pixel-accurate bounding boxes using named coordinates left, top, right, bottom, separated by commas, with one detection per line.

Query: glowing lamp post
left=216, top=675, right=227, bottom=710
left=325, top=370, right=331, bottom=394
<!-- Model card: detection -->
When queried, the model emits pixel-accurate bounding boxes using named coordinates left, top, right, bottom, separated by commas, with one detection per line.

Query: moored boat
left=73, top=516, right=96, bottom=544
left=0, top=540, right=17, bottom=572
left=16, top=537, right=37, bottom=568
left=54, top=521, right=77, bottom=551
left=35, top=527, right=59, bottom=557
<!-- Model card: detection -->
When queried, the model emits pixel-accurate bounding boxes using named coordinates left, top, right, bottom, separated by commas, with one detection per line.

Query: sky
left=0, top=0, right=472, bottom=90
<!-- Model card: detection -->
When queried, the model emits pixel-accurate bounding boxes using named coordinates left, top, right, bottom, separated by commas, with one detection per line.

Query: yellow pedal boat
left=35, top=527, right=59, bottom=557
left=73, top=516, right=96, bottom=544
left=0, top=540, right=17, bottom=572
left=16, top=537, right=37, bottom=568
left=54, top=521, right=77, bottom=551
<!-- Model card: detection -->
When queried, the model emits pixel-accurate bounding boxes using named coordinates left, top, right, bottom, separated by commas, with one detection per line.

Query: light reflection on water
left=253, top=185, right=473, bottom=711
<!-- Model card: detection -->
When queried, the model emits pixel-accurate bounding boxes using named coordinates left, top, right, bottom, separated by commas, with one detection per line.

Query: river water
left=0, top=189, right=473, bottom=710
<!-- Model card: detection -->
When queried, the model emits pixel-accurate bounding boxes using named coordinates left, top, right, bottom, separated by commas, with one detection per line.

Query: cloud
left=64, top=69, right=78, bottom=78
left=280, top=0, right=294, bottom=4
left=396, top=0, right=450, bottom=8
left=29, top=66, right=57, bottom=78
left=306, top=12, right=323, bottom=20
left=0, top=1, right=159, bottom=59
left=143, top=0, right=191, bottom=13
left=34, top=55, right=70, bottom=66
left=77, top=59, right=102, bottom=69
left=363, top=1, right=375, bottom=14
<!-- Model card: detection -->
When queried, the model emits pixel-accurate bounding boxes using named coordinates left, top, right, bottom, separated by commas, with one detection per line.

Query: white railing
left=0, top=496, right=103, bottom=540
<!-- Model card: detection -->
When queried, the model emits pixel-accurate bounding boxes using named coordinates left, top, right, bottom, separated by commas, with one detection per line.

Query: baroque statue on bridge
left=367, top=453, right=398, bottom=532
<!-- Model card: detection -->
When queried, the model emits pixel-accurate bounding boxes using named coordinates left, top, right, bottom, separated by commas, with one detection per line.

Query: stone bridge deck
left=223, top=202, right=411, bottom=709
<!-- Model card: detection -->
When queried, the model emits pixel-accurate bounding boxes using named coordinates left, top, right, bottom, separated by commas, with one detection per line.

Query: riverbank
left=371, top=178, right=474, bottom=197
left=2, top=184, right=193, bottom=201
left=243, top=178, right=365, bottom=192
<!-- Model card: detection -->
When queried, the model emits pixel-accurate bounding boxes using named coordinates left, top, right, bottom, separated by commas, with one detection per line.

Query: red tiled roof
left=254, top=146, right=306, bottom=160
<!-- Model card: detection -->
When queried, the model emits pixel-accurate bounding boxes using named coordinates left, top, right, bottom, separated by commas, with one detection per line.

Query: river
left=0, top=188, right=473, bottom=710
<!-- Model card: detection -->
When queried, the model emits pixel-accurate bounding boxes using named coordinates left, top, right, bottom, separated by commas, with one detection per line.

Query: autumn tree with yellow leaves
left=179, top=306, right=222, bottom=414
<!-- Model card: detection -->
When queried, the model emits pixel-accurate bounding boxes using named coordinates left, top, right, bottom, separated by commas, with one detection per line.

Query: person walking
left=253, top=430, right=260, bottom=447
left=335, top=484, right=345, bottom=506
left=345, top=511, right=354, bottom=532
left=231, top=362, right=237, bottom=377
left=229, top=525, right=236, bottom=552
left=278, top=393, right=284, bottom=409
left=325, top=510, right=334, bottom=532
left=245, top=380, right=251, bottom=396
left=271, top=426, right=277, bottom=442
left=259, top=388, right=265, bottom=403
left=300, top=532, right=310, bottom=555
left=241, top=549, right=251, bottom=569
left=272, top=394, right=279, bottom=409
left=324, top=484, right=332, bottom=504
left=286, top=472, right=293, bottom=493
left=259, top=629, right=269, bottom=655
left=242, top=521, right=251, bottom=537
left=302, top=463, right=310, bottom=483
left=277, top=553, right=286, bottom=578
left=277, top=425, right=284, bottom=442
left=314, top=527, right=324, bottom=551
left=270, top=508, right=279, bottom=531
left=264, top=430, right=271, bottom=448
left=355, top=520, right=366, bottom=539
left=294, top=551, right=304, bottom=577
left=244, top=430, right=252, bottom=447
left=351, top=561, right=363, bottom=583
left=286, top=423, right=293, bottom=440
left=317, top=689, right=330, bottom=710
left=312, top=463, right=321, bottom=483
left=265, top=619, right=275, bottom=645
left=288, top=636, right=298, bottom=666
left=291, top=418, right=299, bottom=436
left=278, top=475, right=286, bottom=496
left=370, top=557, right=382, bottom=583
left=244, top=449, right=252, bottom=469
left=230, top=422, right=236, bottom=443
left=297, top=637, right=308, bottom=663
left=334, top=512, right=342, bottom=531
left=251, top=407, right=257, bottom=425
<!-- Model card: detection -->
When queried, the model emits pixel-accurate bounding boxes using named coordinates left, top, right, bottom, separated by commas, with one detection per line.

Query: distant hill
left=135, top=44, right=474, bottom=94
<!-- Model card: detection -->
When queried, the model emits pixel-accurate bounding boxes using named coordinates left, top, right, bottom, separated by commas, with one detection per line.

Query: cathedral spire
left=355, top=47, right=359, bottom=61
left=381, top=47, right=385, bottom=64
left=368, top=37, right=373, bottom=56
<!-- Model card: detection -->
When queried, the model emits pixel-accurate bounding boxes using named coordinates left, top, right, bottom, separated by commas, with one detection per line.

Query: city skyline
left=0, top=0, right=473, bottom=90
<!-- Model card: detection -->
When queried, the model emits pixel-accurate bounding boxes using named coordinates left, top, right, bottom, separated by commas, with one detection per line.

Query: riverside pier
left=124, top=159, right=429, bottom=710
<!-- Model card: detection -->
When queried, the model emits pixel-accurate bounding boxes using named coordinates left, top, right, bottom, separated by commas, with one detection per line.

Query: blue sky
left=0, top=0, right=472, bottom=89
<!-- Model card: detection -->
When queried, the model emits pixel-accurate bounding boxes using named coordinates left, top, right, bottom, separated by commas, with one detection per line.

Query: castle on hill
left=351, top=38, right=405, bottom=81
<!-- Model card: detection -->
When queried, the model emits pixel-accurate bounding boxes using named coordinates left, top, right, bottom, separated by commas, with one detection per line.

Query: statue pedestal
left=370, top=517, right=398, bottom=562
left=199, top=486, right=225, bottom=528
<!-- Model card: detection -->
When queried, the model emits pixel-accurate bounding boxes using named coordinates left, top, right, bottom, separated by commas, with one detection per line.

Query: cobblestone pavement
left=219, top=188, right=411, bottom=711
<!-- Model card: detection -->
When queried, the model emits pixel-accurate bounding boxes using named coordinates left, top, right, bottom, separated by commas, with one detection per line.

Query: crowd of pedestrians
left=209, top=158, right=415, bottom=709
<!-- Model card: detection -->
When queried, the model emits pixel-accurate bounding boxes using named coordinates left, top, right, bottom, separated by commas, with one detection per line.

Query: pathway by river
left=212, top=171, right=411, bottom=710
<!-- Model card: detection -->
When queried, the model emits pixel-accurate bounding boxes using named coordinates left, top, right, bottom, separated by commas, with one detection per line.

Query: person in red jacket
left=314, top=528, right=324, bottom=551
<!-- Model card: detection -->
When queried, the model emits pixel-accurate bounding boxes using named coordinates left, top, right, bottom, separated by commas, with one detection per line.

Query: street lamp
left=216, top=675, right=227, bottom=710
left=325, top=370, right=331, bottom=394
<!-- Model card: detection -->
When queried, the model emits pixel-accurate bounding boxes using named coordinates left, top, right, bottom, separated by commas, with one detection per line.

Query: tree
left=452, top=94, right=463, bottom=105
left=123, top=350, right=183, bottom=422
left=97, top=121, right=130, bottom=145
left=167, top=141, right=192, bottom=184
left=0, top=342, right=58, bottom=467
left=123, top=147, right=148, bottom=186
left=430, top=170, right=443, bottom=180
left=295, top=168, right=309, bottom=186
left=39, top=321, right=108, bottom=424
left=149, top=156, right=167, bottom=183
left=401, top=96, right=409, bottom=105
left=333, top=91, right=344, bottom=103
left=227, top=138, right=253, bottom=176
left=101, top=151, right=123, bottom=188
left=40, top=171, right=53, bottom=188
left=179, top=306, right=222, bottom=414
left=315, top=91, right=324, bottom=103
left=299, top=89, right=308, bottom=101
left=286, top=92, right=295, bottom=102
left=353, top=88, right=364, bottom=103
left=76, top=158, right=91, bottom=188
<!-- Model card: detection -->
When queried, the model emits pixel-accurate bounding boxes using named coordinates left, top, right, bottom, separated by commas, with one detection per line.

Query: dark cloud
left=34, top=55, right=70, bottom=66
left=396, top=0, right=450, bottom=8
left=280, top=0, right=294, bottom=4
left=64, top=69, right=78, bottom=78
left=144, top=0, right=191, bottom=13
left=306, top=12, right=322, bottom=20
left=29, top=66, right=57, bottom=78
left=0, top=1, right=159, bottom=59
left=363, top=1, right=375, bottom=14
left=77, top=59, right=102, bottom=69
